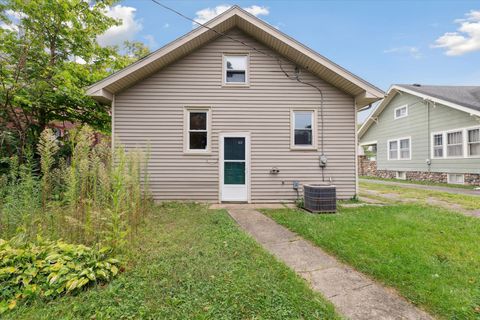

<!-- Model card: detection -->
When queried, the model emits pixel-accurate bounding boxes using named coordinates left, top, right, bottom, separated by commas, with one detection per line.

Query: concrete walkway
left=225, top=205, right=433, bottom=320
left=360, top=178, right=480, bottom=196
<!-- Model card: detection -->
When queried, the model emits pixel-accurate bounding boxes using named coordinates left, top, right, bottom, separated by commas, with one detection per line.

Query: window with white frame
left=446, top=131, right=463, bottom=157
left=388, top=138, right=410, bottom=160
left=447, top=173, right=464, bottom=185
left=186, top=109, right=209, bottom=152
left=223, top=54, right=248, bottom=84
left=467, top=128, right=480, bottom=157
left=291, top=110, right=315, bottom=148
left=388, top=140, right=398, bottom=159
left=433, top=133, right=444, bottom=158
left=394, top=105, right=408, bottom=119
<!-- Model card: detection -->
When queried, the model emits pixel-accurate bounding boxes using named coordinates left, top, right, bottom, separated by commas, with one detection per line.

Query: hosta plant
left=0, top=236, right=122, bottom=313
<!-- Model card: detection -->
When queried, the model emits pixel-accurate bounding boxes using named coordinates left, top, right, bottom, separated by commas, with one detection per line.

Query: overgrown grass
left=6, top=202, right=340, bottom=319
left=0, top=126, right=152, bottom=251
left=360, top=181, right=480, bottom=210
left=360, top=175, right=477, bottom=190
left=263, top=205, right=480, bottom=319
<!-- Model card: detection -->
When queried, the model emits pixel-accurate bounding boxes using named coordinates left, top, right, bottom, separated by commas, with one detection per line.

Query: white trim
left=111, top=94, right=115, bottom=151
left=387, top=136, right=411, bottom=161
left=430, top=124, right=480, bottom=159
left=222, top=53, right=250, bottom=87
left=394, top=104, right=408, bottom=119
left=359, top=85, right=480, bottom=139
left=86, top=6, right=383, bottom=106
left=184, top=107, right=212, bottom=154
left=396, top=171, right=407, bottom=180
left=359, top=140, right=377, bottom=146
left=219, top=132, right=251, bottom=203
left=290, top=108, right=318, bottom=150
left=447, top=173, right=465, bottom=185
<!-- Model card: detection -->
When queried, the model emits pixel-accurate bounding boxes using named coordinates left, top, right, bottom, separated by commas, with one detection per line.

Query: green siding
left=360, top=92, right=480, bottom=174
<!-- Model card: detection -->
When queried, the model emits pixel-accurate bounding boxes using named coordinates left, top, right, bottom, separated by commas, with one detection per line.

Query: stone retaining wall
left=357, top=156, right=480, bottom=186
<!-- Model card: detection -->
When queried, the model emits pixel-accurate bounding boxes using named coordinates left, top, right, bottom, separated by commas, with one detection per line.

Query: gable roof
left=358, top=84, right=480, bottom=139
left=86, top=6, right=383, bottom=107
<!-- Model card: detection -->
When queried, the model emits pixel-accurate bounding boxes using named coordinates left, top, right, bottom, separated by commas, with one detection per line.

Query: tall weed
left=0, top=126, right=151, bottom=252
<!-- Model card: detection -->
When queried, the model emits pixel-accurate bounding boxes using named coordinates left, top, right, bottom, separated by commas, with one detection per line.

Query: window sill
left=184, top=151, right=212, bottom=155
left=222, top=83, right=250, bottom=88
left=290, top=146, right=318, bottom=151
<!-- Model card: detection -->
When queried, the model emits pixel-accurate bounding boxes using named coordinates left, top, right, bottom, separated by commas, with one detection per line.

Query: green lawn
left=361, top=181, right=480, bottom=210
left=263, top=205, right=480, bottom=319
left=7, top=202, right=339, bottom=319
left=359, top=175, right=477, bottom=190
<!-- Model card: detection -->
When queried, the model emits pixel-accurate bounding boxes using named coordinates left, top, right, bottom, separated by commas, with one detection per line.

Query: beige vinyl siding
left=361, top=92, right=480, bottom=174
left=115, top=28, right=356, bottom=202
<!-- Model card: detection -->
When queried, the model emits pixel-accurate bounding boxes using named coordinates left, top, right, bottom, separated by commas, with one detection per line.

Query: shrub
left=0, top=236, right=121, bottom=313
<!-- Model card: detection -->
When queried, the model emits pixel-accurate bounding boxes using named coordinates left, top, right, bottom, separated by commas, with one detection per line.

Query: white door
left=220, top=133, right=249, bottom=202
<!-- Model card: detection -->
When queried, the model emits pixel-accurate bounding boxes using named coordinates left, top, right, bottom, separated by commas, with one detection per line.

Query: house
left=359, top=84, right=480, bottom=186
left=86, top=6, right=383, bottom=202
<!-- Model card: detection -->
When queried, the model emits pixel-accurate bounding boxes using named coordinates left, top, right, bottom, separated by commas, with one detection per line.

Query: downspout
left=354, top=98, right=359, bottom=196
left=426, top=99, right=431, bottom=172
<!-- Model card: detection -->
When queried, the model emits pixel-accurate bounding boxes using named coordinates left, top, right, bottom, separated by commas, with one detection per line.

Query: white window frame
left=387, top=137, right=411, bottom=160
left=290, top=109, right=318, bottom=150
left=396, top=171, right=407, bottom=180
left=431, top=133, right=444, bottom=159
left=222, top=53, right=249, bottom=86
left=430, top=125, right=480, bottom=159
left=184, top=107, right=211, bottom=154
left=447, top=173, right=465, bottom=185
left=467, top=127, right=480, bottom=158
left=394, top=105, right=408, bottom=120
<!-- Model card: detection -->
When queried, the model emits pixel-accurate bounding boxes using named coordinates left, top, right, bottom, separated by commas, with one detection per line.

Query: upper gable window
left=223, top=54, right=248, bottom=85
left=394, top=105, right=408, bottom=119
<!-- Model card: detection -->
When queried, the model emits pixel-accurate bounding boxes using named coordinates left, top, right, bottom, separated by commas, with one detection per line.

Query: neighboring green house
left=358, top=84, right=480, bottom=186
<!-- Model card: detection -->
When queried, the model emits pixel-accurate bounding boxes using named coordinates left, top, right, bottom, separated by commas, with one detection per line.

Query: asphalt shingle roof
left=397, top=84, right=480, bottom=113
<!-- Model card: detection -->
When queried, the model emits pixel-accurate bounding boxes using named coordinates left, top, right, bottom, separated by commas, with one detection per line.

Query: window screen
left=188, top=111, right=208, bottom=150
left=447, top=131, right=463, bottom=157
left=468, top=128, right=480, bottom=156
left=294, top=111, right=313, bottom=146
left=225, top=55, right=247, bottom=83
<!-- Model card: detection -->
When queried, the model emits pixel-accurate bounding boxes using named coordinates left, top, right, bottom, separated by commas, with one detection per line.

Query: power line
left=149, top=0, right=327, bottom=179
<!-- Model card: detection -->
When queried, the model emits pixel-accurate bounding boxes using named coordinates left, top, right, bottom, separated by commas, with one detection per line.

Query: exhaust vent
left=303, top=184, right=336, bottom=213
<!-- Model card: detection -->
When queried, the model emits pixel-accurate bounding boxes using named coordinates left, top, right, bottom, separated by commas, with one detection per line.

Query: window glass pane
left=395, top=107, right=406, bottom=118
left=189, top=112, right=207, bottom=130
left=468, top=129, right=480, bottom=156
left=468, top=129, right=480, bottom=143
left=400, top=139, right=409, bottom=149
left=224, top=162, right=245, bottom=185
left=434, top=134, right=443, bottom=146
left=447, top=145, right=462, bottom=157
left=294, top=129, right=312, bottom=145
left=294, top=112, right=312, bottom=129
left=226, top=71, right=246, bottom=83
left=189, top=132, right=207, bottom=150
left=447, top=131, right=462, bottom=144
left=389, top=141, right=398, bottom=159
left=434, top=147, right=443, bottom=157
left=225, top=56, right=246, bottom=70
left=224, top=137, right=245, bottom=160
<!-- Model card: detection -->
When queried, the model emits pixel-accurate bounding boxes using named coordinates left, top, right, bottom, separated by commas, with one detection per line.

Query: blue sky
left=106, top=1, right=480, bottom=120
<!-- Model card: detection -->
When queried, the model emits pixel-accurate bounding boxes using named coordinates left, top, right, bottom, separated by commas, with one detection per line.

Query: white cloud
left=193, top=4, right=269, bottom=26
left=97, top=5, right=143, bottom=47
left=433, top=10, right=480, bottom=56
left=143, top=34, right=158, bottom=49
left=384, top=46, right=422, bottom=59
left=243, top=5, right=269, bottom=16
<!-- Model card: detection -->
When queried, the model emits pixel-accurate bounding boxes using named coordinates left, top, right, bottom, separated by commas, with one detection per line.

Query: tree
left=0, top=0, right=150, bottom=159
